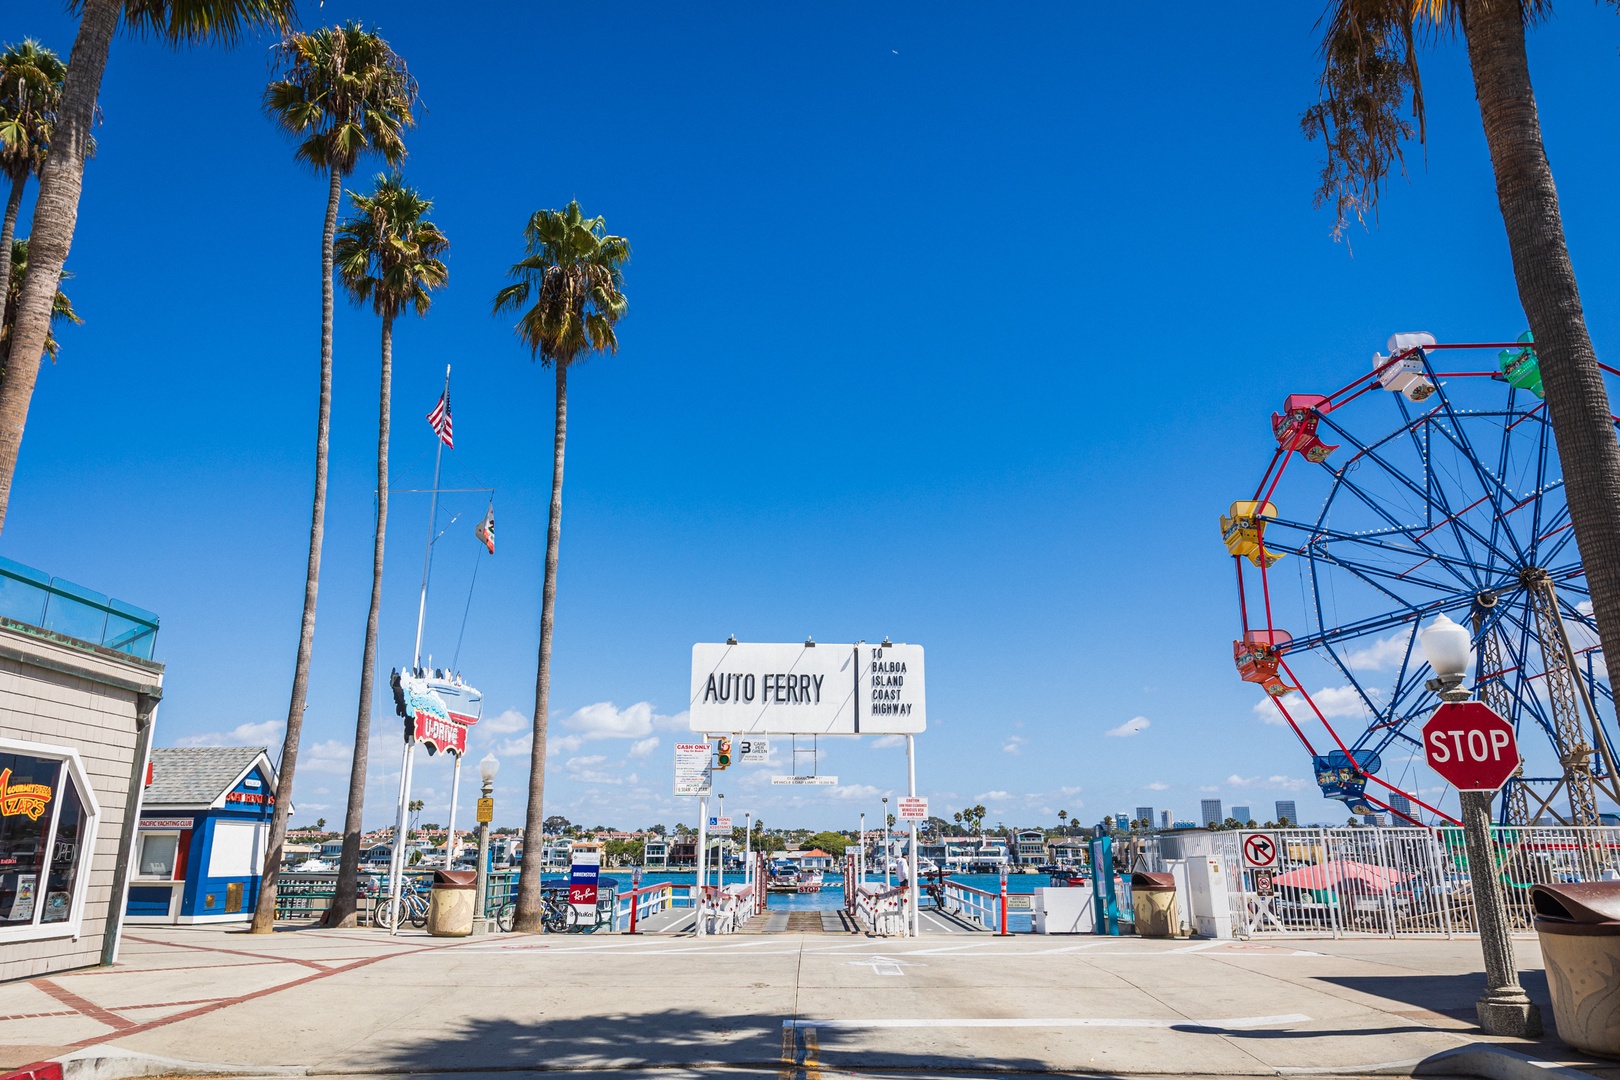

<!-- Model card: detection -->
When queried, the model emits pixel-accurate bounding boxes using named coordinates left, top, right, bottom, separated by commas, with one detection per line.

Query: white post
left=883, top=797, right=891, bottom=888
left=445, top=752, right=462, bottom=869
left=696, top=795, right=708, bottom=937
left=744, top=812, right=752, bottom=886
left=859, top=812, right=866, bottom=895
left=414, top=365, right=451, bottom=669
left=388, top=739, right=416, bottom=936
left=907, top=735, right=920, bottom=937
left=717, top=795, right=724, bottom=891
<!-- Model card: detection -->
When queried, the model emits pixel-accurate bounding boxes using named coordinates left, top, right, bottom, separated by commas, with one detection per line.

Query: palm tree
left=324, top=173, right=447, bottom=928
left=1057, top=809, right=1068, bottom=834
left=2, top=238, right=77, bottom=375
left=1306, top=1, right=1620, bottom=682
left=0, top=1, right=293, bottom=533
left=0, top=40, right=67, bottom=316
left=252, top=23, right=417, bottom=935
left=492, top=201, right=629, bottom=932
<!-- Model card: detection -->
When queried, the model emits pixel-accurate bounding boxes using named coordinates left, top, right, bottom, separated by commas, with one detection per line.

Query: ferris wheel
left=1225, top=332, right=1620, bottom=826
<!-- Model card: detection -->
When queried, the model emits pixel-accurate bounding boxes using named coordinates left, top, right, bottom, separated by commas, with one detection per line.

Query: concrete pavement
left=3, top=926, right=1616, bottom=1078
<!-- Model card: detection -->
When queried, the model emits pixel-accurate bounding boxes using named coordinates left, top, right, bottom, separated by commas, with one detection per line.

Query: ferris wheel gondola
left=1226, top=332, right=1620, bottom=826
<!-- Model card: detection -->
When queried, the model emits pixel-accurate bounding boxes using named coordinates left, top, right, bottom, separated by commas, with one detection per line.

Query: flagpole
left=413, top=364, right=450, bottom=670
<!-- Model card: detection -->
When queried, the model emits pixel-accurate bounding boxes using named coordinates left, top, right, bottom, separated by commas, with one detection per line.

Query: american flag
left=426, top=390, right=453, bottom=449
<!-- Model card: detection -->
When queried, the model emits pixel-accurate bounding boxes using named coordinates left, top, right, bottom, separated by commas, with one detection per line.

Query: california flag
left=475, top=503, right=495, bottom=554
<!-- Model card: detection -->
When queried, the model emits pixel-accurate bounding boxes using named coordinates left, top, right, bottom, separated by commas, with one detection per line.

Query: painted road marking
left=785, top=1013, right=1313, bottom=1030
left=848, top=955, right=925, bottom=976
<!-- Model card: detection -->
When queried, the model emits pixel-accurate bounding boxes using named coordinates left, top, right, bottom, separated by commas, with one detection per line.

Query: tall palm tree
left=325, top=173, right=447, bottom=928
left=0, top=1, right=293, bottom=533
left=253, top=23, right=416, bottom=934
left=1305, top=1, right=1620, bottom=690
left=2, top=238, right=78, bottom=374
left=492, top=201, right=629, bottom=932
left=0, top=40, right=67, bottom=320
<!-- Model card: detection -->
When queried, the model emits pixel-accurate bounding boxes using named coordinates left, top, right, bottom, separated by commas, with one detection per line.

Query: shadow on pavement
left=1317, top=970, right=1550, bottom=1020
left=360, top=1011, right=1053, bottom=1076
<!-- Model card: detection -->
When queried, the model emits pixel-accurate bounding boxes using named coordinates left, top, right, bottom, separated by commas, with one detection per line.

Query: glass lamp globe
left=1419, top=613, right=1473, bottom=680
left=478, top=753, right=500, bottom=783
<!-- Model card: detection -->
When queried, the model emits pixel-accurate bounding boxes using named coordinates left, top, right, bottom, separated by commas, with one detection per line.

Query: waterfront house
left=643, top=836, right=669, bottom=868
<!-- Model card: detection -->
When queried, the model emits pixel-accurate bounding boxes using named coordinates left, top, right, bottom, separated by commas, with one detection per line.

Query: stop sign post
left=1422, top=701, right=1520, bottom=792
left=1420, top=696, right=1541, bottom=1038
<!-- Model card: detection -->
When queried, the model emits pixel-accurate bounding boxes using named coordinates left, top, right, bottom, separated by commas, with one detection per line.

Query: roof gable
left=146, top=746, right=276, bottom=807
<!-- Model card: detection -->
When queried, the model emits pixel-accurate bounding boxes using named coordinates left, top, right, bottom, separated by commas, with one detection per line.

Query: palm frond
left=333, top=171, right=449, bottom=319
left=494, top=201, right=630, bottom=368
left=101, top=0, right=296, bottom=47
left=263, top=22, right=416, bottom=177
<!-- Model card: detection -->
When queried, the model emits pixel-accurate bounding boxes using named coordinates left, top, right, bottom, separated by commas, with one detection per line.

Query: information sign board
left=738, top=738, right=770, bottom=763
left=475, top=798, right=493, bottom=824
left=897, top=796, right=928, bottom=821
left=1241, top=832, right=1279, bottom=869
left=690, top=642, right=925, bottom=734
left=771, top=775, right=838, bottom=786
left=1006, top=893, right=1033, bottom=912
left=568, top=846, right=600, bottom=909
left=709, top=816, right=733, bottom=830
left=674, top=742, right=713, bottom=797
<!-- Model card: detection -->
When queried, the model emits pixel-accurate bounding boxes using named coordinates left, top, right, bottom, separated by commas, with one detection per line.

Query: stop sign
left=1421, top=701, right=1520, bottom=791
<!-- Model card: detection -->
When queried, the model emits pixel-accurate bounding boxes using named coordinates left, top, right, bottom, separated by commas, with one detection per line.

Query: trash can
left=1531, top=882, right=1620, bottom=1058
left=428, top=869, right=477, bottom=937
left=1131, top=872, right=1179, bottom=938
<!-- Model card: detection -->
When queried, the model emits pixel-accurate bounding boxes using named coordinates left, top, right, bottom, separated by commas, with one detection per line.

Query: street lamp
left=473, top=753, right=499, bottom=928
left=1418, top=616, right=1541, bottom=1037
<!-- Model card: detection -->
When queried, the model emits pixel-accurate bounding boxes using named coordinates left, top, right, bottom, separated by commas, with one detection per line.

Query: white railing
left=1143, top=824, right=1620, bottom=938
left=855, top=883, right=909, bottom=936
left=699, top=883, right=756, bottom=935
left=613, top=882, right=673, bottom=931
left=940, top=878, right=1002, bottom=933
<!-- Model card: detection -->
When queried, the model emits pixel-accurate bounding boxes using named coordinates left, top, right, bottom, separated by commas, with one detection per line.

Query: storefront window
left=137, top=833, right=177, bottom=879
left=0, top=745, right=95, bottom=935
left=42, top=780, right=85, bottom=923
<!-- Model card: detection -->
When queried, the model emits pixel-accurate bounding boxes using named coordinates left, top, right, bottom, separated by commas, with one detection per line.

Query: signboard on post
left=738, top=738, right=770, bottom=763
left=568, top=845, right=601, bottom=911
left=1242, top=832, right=1279, bottom=870
left=897, top=796, right=928, bottom=821
left=475, top=798, right=493, bottom=824
left=709, top=816, right=733, bottom=830
left=689, top=642, right=925, bottom=734
left=1422, top=701, right=1520, bottom=791
left=1252, top=869, right=1275, bottom=896
left=674, top=742, right=713, bottom=797
left=771, top=775, right=838, bottom=786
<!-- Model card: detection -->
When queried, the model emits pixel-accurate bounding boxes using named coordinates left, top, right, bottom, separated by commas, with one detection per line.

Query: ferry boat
left=766, top=862, right=824, bottom=893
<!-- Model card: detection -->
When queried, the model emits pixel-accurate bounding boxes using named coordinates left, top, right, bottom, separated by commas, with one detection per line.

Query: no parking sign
left=1241, top=832, right=1279, bottom=869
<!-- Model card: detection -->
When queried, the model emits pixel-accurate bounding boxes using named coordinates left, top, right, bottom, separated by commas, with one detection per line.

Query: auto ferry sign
left=689, top=641, right=925, bottom=734
left=1422, top=701, right=1520, bottom=791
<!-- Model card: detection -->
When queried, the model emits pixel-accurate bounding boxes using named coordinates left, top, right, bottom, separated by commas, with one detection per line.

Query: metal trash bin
left=1532, top=883, right=1620, bottom=1058
left=1131, top=872, right=1179, bottom=938
left=428, top=869, right=477, bottom=937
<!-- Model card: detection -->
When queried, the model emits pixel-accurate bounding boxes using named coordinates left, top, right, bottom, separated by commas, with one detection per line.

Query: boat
left=291, top=858, right=333, bottom=873
left=796, top=870, right=824, bottom=894
left=765, top=862, right=824, bottom=893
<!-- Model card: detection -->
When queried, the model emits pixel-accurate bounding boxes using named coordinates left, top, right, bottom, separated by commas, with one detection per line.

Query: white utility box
left=1185, top=855, right=1233, bottom=938
left=1033, top=885, right=1094, bottom=934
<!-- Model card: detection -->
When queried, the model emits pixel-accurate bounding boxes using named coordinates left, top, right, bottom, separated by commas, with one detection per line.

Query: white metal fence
left=1141, top=825, right=1620, bottom=938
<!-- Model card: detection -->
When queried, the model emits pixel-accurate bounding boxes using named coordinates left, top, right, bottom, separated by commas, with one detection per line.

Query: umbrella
left=1271, top=859, right=1411, bottom=893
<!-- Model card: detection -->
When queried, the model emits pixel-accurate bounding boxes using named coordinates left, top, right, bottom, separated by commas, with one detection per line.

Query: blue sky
left=9, top=2, right=1620, bottom=832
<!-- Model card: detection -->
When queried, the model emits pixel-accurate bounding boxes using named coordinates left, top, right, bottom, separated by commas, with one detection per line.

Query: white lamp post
left=1419, top=615, right=1541, bottom=1037
left=882, top=797, right=891, bottom=887
left=473, top=753, right=499, bottom=928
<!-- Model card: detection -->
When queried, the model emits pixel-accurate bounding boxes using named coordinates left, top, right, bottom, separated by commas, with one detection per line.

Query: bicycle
left=373, top=880, right=429, bottom=930
left=496, top=887, right=609, bottom=933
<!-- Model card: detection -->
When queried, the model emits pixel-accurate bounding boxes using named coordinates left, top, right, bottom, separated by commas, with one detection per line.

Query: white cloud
left=975, top=790, right=1013, bottom=802
left=869, top=734, right=904, bottom=749
left=566, top=755, right=608, bottom=769
left=1258, top=685, right=1374, bottom=724
left=1144, top=781, right=1168, bottom=791
left=560, top=701, right=686, bottom=740
left=300, top=739, right=354, bottom=775
left=1266, top=775, right=1309, bottom=792
left=627, top=737, right=660, bottom=759
left=1226, top=774, right=1259, bottom=787
left=1344, top=633, right=1410, bottom=671
left=173, top=720, right=283, bottom=748
left=1106, top=716, right=1150, bottom=738
left=1002, top=735, right=1027, bottom=755
left=829, top=783, right=887, bottom=802
left=481, top=708, right=529, bottom=735
left=1199, top=785, right=1220, bottom=793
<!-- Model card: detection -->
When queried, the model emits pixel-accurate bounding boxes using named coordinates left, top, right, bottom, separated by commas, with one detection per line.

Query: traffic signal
left=716, top=737, right=732, bottom=769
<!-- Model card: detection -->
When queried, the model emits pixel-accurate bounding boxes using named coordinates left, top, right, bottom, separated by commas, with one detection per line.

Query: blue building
left=125, top=747, right=278, bottom=925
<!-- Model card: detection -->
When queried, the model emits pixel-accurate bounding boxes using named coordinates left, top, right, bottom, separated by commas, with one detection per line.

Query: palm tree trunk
left=513, top=361, right=567, bottom=932
left=0, top=0, right=116, bottom=533
left=252, top=164, right=343, bottom=933
left=1461, top=2, right=1620, bottom=693
left=328, top=308, right=393, bottom=928
left=0, top=175, right=26, bottom=323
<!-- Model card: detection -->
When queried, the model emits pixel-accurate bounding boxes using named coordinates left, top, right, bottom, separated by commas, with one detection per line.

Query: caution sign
left=476, top=797, right=494, bottom=824
left=1242, top=831, right=1279, bottom=869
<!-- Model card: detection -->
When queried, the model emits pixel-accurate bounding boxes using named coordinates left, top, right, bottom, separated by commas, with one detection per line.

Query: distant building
left=1361, top=813, right=1383, bottom=827
left=1114, top=813, right=1130, bottom=831
left=1173, top=821, right=1198, bottom=829
left=1200, top=799, right=1223, bottom=827
left=1160, top=810, right=1172, bottom=830
left=1134, top=806, right=1154, bottom=826
left=1232, top=805, right=1251, bottom=823
left=1389, top=793, right=1414, bottom=822
left=1275, top=800, right=1297, bottom=825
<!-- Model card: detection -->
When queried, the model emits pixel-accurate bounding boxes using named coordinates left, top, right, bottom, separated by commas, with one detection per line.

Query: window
left=0, top=741, right=99, bottom=940
left=137, top=833, right=179, bottom=879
